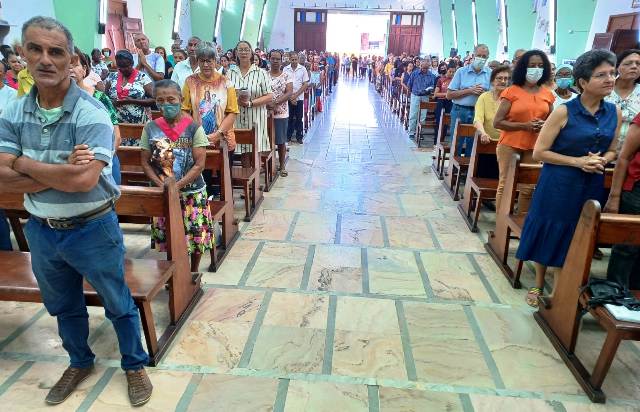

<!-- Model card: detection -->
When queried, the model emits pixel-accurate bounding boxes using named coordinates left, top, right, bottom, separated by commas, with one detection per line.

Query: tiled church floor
left=1, top=77, right=639, bottom=411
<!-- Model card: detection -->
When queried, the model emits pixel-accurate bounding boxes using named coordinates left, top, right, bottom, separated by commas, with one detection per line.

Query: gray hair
left=573, top=49, right=617, bottom=92
left=153, top=79, right=182, bottom=97
left=474, top=43, right=489, bottom=53
left=22, top=16, right=74, bottom=53
left=195, top=41, right=218, bottom=61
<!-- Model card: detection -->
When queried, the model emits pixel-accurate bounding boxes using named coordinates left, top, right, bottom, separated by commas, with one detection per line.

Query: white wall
left=421, top=0, right=442, bottom=57
left=586, top=0, right=637, bottom=52
left=269, top=3, right=294, bottom=51
left=0, top=0, right=56, bottom=46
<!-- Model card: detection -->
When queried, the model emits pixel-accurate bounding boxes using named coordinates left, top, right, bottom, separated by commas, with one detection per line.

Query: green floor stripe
left=395, top=300, right=418, bottom=381
left=0, top=308, right=46, bottom=352
left=459, top=393, right=475, bottom=412
left=237, top=290, right=272, bottom=368
left=334, top=213, right=342, bottom=244
left=414, top=251, right=436, bottom=299
left=273, top=378, right=290, bottom=412
left=395, top=193, right=408, bottom=216
left=299, top=244, right=316, bottom=290
left=237, top=241, right=265, bottom=286
left=87, top=319, right=111, bottom=346
left=462, top=306, right=506, bottom=389
left=367, top=385, right=380, bottom=412
left=75, top=367, right=116, bottom=412
left=423, top=219, right=442, bottom=249
left=361, top=248, right=370, bottom=294
left=175, top=373, right=204, bottom=412
left=322, top=295, right=338, bottom=375
left=466, top=254, right=501, bottom=305
left=285, top=211, right=301, bottom=241
left=546, top=399, right=567, bottom=412
left=379, top=216, right=391, bottom=248
left=0, top=361, right=33, bottom=397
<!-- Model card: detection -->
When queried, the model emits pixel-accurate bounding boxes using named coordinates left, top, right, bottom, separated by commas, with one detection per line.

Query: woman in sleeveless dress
left=516, top=50, right=622, bottom=307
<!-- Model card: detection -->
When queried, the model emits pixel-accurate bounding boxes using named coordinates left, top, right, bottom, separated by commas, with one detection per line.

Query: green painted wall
left=455, top=0, right=475, bottom=57
left=440, top=0, right=456, bottom=57
left=242, top=0, right=264, bottom=46
left=261, top=0, right=279, bottom=49
left=475, top=0, right=499, bottom=56
left=505, top=1, right=536, bottom=57
left=53, top=0, right=100, bottom=51
left=190, top=0, right=219, bottom=42
left=141, top=0, right=174, bottom=48
left=556, top=0, right=597, bottom=63
left=220, top=0, right=246, bottom=50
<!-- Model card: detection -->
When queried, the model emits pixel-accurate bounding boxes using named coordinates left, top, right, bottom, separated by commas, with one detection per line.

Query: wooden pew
left=232, top=128, right=263, bottom=222
left=0, top=178, right=202, bottom=366
left=259, top=115, right=277, bottom=193
left=535, top=200, right=640, bottom=403
left=485, top=155, right=614, bottom=288
left=458, top=134, right=499, bottom=232
left=443, top=121, right=475, bottom=201
left=431, top=112, right=451, bottom=180
left=485, top=155, right=542, bottom=288
left=415, top=101, right=437, bottom=147
left=116, top=123, right=147, bottom=186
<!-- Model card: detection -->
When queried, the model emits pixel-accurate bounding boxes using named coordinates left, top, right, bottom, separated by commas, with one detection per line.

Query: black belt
left=32, top=201, right=115, bottom=230
left=453, top=103, right=475, bottom=109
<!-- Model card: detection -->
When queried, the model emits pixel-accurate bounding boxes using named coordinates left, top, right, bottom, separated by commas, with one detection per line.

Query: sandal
left=280, top=170, right=288, bottom=177
left=526, top=287, right=542, bottom=308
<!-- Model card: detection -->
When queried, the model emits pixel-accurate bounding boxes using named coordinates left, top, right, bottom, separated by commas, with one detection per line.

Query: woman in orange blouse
left=493, top=49, right=555, bottom=210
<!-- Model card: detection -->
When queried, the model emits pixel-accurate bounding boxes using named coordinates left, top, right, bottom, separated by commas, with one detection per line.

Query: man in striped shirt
left=0, top=17, right=152, bottom=406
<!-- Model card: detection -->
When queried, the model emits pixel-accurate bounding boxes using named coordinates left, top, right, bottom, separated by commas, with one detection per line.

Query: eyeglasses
left=237, top=48, right=251, bottom=52
left=494, top=76, right=510, bottom=82
left=591, top=71, right=616, bottom=80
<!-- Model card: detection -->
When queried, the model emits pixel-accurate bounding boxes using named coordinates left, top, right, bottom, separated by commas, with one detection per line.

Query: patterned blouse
left=105, top=70, right=152, bottom=145
left=605, top=83, right=640, bottom=151
left=270, top=71, right=292, bottom=119
left=226, top=65, right=272, bottom=152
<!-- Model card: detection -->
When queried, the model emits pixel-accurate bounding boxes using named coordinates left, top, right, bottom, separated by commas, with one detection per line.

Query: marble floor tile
left=248, top=326, right=325, bottom=373
left=378, top=387, right=464, bottom=411
left=0, top=301, right=43, bottom=341
left=420, top=251, right=493, bottom=302
left=280, top=190, right=322, bottom=212
left=469, top=394, right=557, bottom=412
left=472, top=254, right=528, bottom=306
left=332, top=330, right=406, bottom=380
left=368, top=248, right=426, bottom=297
left=335, top=295, right=399, bottom=334
left=242, top=209, right=297, bottom=241
left=263, top=292, right=328, bottom=329
left=89, top=369, right=192, bottom=412
left=398, top=193, right=440, bottom=216
left=187, top=374, right=278, bottom=412
left=245, top=242, right=308, bottom=288
left=340, top=213, right=384, bottom=247
left=284, top=381, right=369, bottom=412
left=0, top=362, right=107, bottom=411
left=320, top=190, right=362, bottom=213
left=360, top=193, right=403, bottom=216
left=0, top=359, right=29, bottom=387
left=472, top=306, right=584, bottom=395
left=201, top=240, right=261, bottom=286
left=307, top=244, right=363, bottom=293
left=291, top=211, right=337, bottom=243
left=427, top=217, right=486, bottom=252
left=385, top=216, right=434, bottom=249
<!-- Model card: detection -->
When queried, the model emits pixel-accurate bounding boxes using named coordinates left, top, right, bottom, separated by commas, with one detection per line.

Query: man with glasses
left=171, top=36, right=201, bottom=88
left=284, top=51, right=309, bottom=144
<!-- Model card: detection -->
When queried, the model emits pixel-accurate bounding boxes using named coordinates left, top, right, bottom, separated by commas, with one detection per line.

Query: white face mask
left=526, top=67, right=544, bottom=83
left=472, top=57, right=486, bottom=70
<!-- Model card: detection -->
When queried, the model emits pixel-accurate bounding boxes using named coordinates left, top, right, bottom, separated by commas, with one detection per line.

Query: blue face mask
left=159, top=103, right=181, bottom=120
left=556, top=78, right=574, bottom=89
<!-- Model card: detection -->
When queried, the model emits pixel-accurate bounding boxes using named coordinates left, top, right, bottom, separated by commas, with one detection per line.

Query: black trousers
left=606, top=182, right=640, bottom=289
left=288, top=101, right=304, bottom=140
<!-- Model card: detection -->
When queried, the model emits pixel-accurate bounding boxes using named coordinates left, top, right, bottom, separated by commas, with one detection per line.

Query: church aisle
left=1, top=77, right=639, bottom=411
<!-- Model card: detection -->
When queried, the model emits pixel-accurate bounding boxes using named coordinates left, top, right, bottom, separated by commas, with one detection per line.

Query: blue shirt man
left=407, top=60, right=438, bottom=138
left=406, top=66, right=437, bottom=96
left=446, top=44, right=492, bottom=157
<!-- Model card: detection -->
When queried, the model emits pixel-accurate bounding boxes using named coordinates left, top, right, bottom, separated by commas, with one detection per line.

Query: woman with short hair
left=605, top=49, right=640, bottom=151
left=267, top=49, right=293, bottom=177
left=516, top=49, right=621, bottom=307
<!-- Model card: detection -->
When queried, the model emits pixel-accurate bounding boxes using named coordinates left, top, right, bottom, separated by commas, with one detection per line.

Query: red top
left=623, top=114, right=640, bottom=191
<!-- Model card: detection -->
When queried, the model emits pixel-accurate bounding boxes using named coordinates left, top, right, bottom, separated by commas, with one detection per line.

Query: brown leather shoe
left=45, top=366, right=94, bottom=404
left=126, top=368, right=153, bottom=406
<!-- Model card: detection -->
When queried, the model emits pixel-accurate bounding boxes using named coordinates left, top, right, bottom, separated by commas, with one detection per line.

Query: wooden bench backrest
left=267, top=115, right=275, bottom=151
left=205, top=142, right=232, bottom=203
left=419, top=101, right=437, bottom=111
left=542, top=200, right=640, bottom=349
left=449, top=120, right=476, bottom=157
left=435, top=112, right=451, bottom=145
left=496, top=155, right=542, bottom=217
left=234, top=128, right=259, bottom=168
left=467, top=133, right=498, bottom=179
left=119, top=123, right=145, bottom=140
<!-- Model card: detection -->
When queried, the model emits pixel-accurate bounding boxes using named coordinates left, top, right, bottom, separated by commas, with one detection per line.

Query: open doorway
left=326, top=11, right=389, bottom=55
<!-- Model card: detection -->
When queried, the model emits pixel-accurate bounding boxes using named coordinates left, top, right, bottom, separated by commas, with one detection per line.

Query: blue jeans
left=0, top=210, right=11, bottom=251
left=112, top=154, right=121, bottom=186
left=24, top=210, right=148, bottom=370
left=328, top=70, right=334, bottom=92
left=449, top=104, right=475, bottom=156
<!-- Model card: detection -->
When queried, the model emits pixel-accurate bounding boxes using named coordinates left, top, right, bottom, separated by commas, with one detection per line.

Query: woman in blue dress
left=516, top=50, right=622, bottom=307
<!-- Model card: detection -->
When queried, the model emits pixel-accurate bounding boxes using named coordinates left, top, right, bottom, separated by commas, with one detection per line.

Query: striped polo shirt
left=0, top=81, right=119, bottom=218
